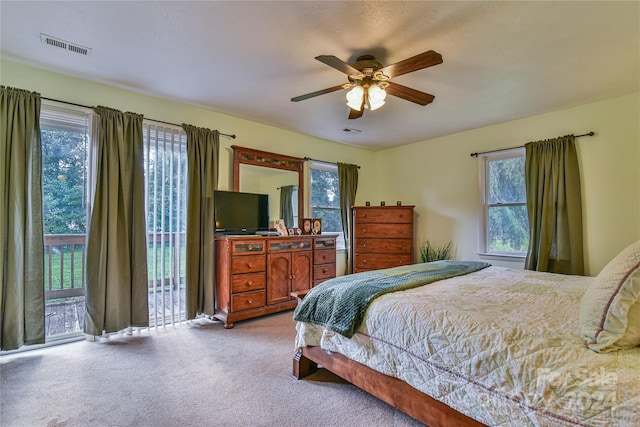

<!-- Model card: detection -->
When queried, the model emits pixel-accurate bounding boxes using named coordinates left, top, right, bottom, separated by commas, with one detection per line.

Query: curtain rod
left=42, top=96, right=236, bottom=139
left=305, top=157, right=361, bottom=169
left=469, top=132, right=595, bottom=158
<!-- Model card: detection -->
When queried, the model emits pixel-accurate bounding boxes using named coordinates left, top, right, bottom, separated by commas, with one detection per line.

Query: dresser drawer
left=354, top=254, right=413, bottom=270
left=353, top=207, right=412, bottom=223
left=268, top=239, right=312, bottom=252
left=231, top=255, right=266, bottom=274
left=231, top=273, right=266, bottom=293
left=314, top=263, right=336, bottom=281
left=314, top=249, right=336, bottom=265
left=230, top=239, right=266, bottom=255
left=231, top=290, right=266, bottom=312
left=314, top=237, right=336, bottom=250
left=354, top=238, right=412, bottom=254
left=354, top=223, right=413, bottom=239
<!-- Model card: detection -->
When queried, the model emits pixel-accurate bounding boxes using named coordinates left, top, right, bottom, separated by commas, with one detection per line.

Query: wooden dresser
left=215, top=234, right=337, bottom=328
left=351, top=205, right=415, bottom=273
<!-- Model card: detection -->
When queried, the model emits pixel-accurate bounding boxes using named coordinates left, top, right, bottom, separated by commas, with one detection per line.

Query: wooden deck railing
left=44, top=232, right=186, bottom=302
left=44, top=234, right=86, bottom=300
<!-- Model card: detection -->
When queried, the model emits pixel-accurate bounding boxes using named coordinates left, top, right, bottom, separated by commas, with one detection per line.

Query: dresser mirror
left=232, top=145, right=305, bottom=229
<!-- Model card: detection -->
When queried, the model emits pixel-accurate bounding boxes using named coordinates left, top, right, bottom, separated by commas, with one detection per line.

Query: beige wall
left=373, top=92, right=640, bottom=275
left=0, top=60, right=377, bottom=275
left=0, top=60, right=377, bottom=203
left=3, top=60, right=638, bottom=276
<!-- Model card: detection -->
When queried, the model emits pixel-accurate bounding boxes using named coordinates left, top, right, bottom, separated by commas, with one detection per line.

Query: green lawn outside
left=44, top=243, right=186, bottom=293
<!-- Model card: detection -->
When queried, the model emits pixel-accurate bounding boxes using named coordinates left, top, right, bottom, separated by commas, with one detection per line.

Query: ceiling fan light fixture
left=367, top=84, right=387, bottom=111
left=346, top=85, right=364, bottom=111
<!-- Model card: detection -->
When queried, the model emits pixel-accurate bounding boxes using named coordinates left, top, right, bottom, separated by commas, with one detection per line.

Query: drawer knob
left=363, top=214, right=367, bottom=218
left=248, top=299, right=253, bottom=304
left=363, top=228, right=367, bottom=233
left=247, top=280, right=253, bottom=285
left=248, top=244, right=253, bottom=250
left=363, top=259, right=367, bottom=263
left=362, top=243, right=367, bottom=247
left=247, top=263, right=253, bottom=268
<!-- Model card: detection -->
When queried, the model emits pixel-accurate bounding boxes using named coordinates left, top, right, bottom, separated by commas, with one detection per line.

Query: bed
left=292, top=241, right=640, bottom=427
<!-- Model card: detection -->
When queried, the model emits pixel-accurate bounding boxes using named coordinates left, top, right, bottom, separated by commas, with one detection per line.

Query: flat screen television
left=214, top=190, right=270, bottom=235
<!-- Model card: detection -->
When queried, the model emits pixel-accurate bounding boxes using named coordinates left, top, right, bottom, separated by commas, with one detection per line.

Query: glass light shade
left=368, top=84, right=386, bottom=111
left=346, top=85, right=364, bottom=111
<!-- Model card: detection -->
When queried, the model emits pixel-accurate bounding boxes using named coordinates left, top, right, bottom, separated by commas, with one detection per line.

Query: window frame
left=308, top=160, right=345, bottom=250
left=477, top=147, right=528, bottom=261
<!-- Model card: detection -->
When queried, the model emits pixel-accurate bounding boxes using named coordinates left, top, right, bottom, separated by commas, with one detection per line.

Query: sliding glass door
left=40, top=105, right=189, bottom=340
left=143, top=123, right=188, bottom=327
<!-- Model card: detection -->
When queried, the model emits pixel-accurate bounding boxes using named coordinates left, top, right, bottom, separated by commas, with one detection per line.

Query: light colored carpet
left=1, top=312, right=424, bottom=427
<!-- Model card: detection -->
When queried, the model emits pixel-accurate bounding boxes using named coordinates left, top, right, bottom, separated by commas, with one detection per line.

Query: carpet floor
left=1, top=311, right=424, bottom=427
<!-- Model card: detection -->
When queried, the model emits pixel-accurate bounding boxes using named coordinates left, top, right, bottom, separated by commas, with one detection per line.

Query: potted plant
left=419, top=239, right=455, bottom=263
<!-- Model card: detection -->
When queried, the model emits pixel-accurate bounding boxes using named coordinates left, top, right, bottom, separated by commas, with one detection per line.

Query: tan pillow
left=580, top=240, right=640, bottom=352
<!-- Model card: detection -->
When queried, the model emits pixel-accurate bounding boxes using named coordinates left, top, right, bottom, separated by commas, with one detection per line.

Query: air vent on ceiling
left=342, top=128, right=362, bottom=134
left=40, top=33, right=92, bottom=56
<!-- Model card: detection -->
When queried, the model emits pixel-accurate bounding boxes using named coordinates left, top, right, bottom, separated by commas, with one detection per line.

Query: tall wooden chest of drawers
left=351, top=205, right=415, bottom=274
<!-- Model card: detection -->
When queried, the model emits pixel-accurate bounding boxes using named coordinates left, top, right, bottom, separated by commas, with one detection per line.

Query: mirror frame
left=232, top=145, right=305, bottom=227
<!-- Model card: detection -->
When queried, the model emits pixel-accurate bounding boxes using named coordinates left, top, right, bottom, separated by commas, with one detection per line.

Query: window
left=309, top=161, right=344, bottom=249
left=40, top=101, right=93, bottom=340
left=478, top=148, right=529, bottom=257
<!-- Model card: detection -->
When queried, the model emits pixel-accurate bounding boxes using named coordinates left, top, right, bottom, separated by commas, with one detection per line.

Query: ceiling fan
left=291, top=50, right=443, bottom=119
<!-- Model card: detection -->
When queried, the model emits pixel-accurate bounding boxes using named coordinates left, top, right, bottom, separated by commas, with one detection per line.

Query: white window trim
left=477, top=147, right=527, bottom=261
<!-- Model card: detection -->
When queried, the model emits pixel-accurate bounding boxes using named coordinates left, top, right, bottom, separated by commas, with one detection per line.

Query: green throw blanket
left=293, top=260, right=490, bottom=338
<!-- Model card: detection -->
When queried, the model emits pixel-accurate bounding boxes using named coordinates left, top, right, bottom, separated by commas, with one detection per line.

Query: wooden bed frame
left=293, top=345, right=485, bottom=427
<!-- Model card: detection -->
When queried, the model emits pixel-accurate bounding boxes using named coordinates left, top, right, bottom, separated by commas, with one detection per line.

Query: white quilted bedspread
left=295, top=266, right=640, bottom=426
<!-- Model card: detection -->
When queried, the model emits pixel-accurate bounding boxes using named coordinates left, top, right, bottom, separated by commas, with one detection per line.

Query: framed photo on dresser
left=275, top=219, right=288, bottom=236
left=301, top=218, right=313, bottom=235
left=312, top=218, right=322, bottom=235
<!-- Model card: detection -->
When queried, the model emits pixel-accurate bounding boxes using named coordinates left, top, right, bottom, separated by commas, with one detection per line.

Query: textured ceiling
left=1, top=1, right=639, bottom=150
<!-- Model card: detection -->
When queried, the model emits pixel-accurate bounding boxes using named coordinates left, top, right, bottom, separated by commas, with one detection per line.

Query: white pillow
left=579, top=240, right=640, bottom=352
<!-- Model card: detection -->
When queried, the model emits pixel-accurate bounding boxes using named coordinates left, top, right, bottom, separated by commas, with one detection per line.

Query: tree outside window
left=41, top=123, right=88, bottom=235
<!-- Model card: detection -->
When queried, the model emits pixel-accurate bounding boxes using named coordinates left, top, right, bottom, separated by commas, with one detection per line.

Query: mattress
left=295, top=266, right=640, bottom=426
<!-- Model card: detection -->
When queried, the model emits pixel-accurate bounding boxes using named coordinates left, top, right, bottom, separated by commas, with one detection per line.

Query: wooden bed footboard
left=293, top=346, right=485, bottom=427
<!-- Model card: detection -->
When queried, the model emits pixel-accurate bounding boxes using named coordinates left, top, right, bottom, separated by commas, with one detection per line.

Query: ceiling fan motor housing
left=350, top=55, right=389, bottom=85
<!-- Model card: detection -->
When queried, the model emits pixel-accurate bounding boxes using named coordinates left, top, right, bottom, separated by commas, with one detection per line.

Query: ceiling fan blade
left=380, top=50, right=443, bottom=78
left=348, top=108, right=364, bottom=119
left=385, top=82, right=435, bottom=106
left=316, top=55, right=361, bottom=75
left=291, top=84, right=345, bottom=102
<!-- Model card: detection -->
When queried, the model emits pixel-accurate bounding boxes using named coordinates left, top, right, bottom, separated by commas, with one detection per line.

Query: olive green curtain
left=280, top=185, right=295, bottom=227
left=0, top=86, right=45, bottom=350
left=338, top=162, right=358, bottom=275
left=84, top=106, right=149, bottom=336
left=524, top=135, right=584, bottom=275
left=183, top=124, right=219, bottom=319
